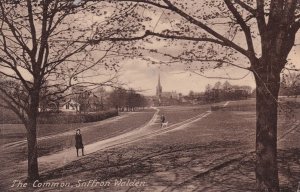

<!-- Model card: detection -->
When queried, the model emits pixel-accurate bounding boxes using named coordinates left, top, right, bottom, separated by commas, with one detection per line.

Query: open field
left=0, top=99, right=300, bottom=192
left=0, top=110, right=152, bottom=145
left=1, top=111, right=156, bottom=160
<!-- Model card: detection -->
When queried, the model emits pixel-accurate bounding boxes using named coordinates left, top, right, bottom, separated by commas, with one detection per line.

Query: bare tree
left=102, top=0, right=300, bottom=191
left=0, top=0, right=139, bottom=181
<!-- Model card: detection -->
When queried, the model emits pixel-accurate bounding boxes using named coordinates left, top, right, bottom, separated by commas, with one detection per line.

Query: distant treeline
left=0, top=108, right=118, bottom=124
left=203, top=81, right=252, bottom=103
left=109, top=88, right=148, bottom=111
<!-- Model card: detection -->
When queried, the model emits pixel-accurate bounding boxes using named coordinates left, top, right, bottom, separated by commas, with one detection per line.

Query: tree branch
left=234, top=0, right=256, bottom=15
left=0, top=2, right=32, bottom=55
left=224, top=0, right=255, bottom=55
left=191, top=70, right=251, bottom=80
left=114, top=0, right=169, bottom=9
left=89, top=30, right=228, bottom=48
left=26, top=0, right=37, bottom=53
left=159, top=0, right=250, bottom=57
left=256, top=0, right=267, bottom=36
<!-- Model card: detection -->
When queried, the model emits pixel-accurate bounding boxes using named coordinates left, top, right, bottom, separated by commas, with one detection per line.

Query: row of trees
left=38, top=86, right=149, bottom=113
left=109, top=88, right=148, bottom=111
left=204, top=81, right=252, bottom=102
left=1, top=0, right=300, bottom=191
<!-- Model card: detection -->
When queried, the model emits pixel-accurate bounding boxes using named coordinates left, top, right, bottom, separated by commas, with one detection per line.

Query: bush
left=38, top=110, right=118, bottom=124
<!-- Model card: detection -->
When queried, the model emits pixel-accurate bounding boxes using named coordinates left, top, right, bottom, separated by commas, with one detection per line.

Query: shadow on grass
left=37, top=143, right=300, bottom=192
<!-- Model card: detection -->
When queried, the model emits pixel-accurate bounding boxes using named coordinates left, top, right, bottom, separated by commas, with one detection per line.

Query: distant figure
left=75, top=129, right=84, bottom=157
left=161, top=114, right=166, bottom=128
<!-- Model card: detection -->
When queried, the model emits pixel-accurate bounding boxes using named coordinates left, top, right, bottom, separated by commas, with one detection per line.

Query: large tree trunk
left=25, top=90, right=40, bottom=182
left=26, top=119, right=39, bottom=182
left=254, top=66, right=281, bottom=192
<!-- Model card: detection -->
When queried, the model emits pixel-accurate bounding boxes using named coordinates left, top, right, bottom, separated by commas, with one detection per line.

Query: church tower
left=156, top=73, right=162, bottom=98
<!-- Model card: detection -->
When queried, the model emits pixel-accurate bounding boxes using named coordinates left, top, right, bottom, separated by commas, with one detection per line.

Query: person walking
left=161, top=114, right=165, bottom=128
left=75, top=129, right=84, bottom=157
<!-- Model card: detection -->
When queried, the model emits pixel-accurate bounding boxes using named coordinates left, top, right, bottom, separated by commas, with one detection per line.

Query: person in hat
left=75, top=129, right=84, bottom=156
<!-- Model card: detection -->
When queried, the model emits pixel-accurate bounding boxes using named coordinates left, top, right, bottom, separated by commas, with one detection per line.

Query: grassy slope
left=32, top=99, right=300, bottom=192
left=4, top=111, right=155, bottom=161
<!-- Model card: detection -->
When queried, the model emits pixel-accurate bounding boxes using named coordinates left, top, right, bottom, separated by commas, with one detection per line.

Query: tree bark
left=254, top=66, right=281, bottom=192
left=25, top=90, right=40, bottom=182
left=26, top=119, right=39, bottom=182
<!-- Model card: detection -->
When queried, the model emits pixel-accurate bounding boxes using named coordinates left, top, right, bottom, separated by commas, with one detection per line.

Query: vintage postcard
left=0, top=0, right=300, bottom=192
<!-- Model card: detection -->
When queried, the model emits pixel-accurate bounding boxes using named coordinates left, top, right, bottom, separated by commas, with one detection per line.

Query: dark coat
left=75, top=134, right=84, bottom=149
left=161, top=115, right=165, bottom=123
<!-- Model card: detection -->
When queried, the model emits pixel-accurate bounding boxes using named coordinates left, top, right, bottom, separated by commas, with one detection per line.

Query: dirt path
left=20, top=107, right=214, bottom=176
left=13, top=103, right=227, bottom=176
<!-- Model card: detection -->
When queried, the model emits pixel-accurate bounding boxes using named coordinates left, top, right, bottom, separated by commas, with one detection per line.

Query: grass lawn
left=3, top=111, right=155, bottom=161
left=158, top=104, right=214, bottom=125
left=33, top=99, right=300, bottom=192
left=0, top=123, right=104, bottom=145
left=0, top=110, right=145, bottom=145
left=1, top=99, right=299, bottom=191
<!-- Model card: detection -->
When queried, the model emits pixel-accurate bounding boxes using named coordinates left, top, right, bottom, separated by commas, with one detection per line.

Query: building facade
left=155, top=73, right=181, bottom=106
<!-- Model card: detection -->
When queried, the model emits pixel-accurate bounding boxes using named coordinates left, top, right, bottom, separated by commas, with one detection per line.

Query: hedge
left=37, top=110, right=118, bottom=124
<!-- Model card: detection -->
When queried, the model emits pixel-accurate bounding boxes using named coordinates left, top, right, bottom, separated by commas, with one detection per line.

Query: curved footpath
left=4, top=105, right=212, bottom=179
left=2, top=101, right=299, bottom=191
left=36, top=107, right=213, bottom=174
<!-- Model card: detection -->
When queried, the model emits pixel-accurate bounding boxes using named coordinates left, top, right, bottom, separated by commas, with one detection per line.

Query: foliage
left=108, top=87, right=148, bottom=111
left=204, top=81, right=252, bottom=102
left=280, top=72, right=300, bottom=96
left=38, top=109, right=118, bottom=124
left=0, top=106, right=118, bottom=124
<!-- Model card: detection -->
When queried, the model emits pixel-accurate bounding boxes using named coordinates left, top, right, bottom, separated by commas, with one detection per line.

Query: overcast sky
left=120, top=57, right=300, bottom=96
left=117, top=37, right=300, bottom=96
left=118, top=59, right=255, bottom=96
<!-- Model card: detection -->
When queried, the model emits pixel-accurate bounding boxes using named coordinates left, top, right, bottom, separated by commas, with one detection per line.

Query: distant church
left=156, top=73, right=163, bottom=98
left=155, top=73, right=181, bottom=106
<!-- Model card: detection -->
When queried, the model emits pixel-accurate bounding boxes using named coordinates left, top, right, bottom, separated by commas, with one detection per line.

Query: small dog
left=161, top=121, right=168, bottom=128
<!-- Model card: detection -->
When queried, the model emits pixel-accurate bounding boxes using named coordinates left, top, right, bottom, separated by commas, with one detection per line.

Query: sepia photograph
left=0, top=0, right=300, bottom=191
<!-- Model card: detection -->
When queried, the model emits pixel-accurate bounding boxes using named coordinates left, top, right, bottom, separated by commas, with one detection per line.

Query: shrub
left=38, top=110, right=118, bottom=124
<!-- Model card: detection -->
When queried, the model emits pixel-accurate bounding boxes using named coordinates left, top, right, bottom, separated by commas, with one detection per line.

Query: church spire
left=156, top=72, right=162, bottom=97
left=158, top=73, right=161, bottom=87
